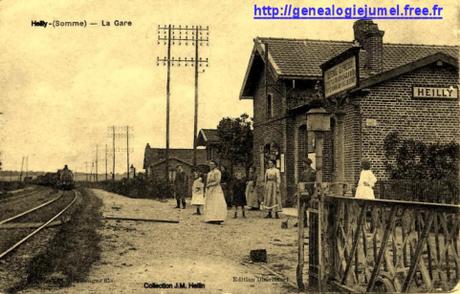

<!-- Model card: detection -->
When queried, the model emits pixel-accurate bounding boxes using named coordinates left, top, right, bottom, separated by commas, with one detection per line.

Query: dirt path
left=22, top=189, right=300, bottom=294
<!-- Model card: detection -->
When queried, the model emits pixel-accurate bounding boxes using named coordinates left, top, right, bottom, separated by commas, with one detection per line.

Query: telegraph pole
left=166, top=24, right=171, bottom=190
left=25, top=156, right=28, bottom=178
left=105, top=144, right=108, bottom=181
left=85, top=161, right=89, bottom=182
left=18, top=156, right=24, bottom=181
left=157, top=24, right=209, bottom=192
left=193, top=26, right=199, bottom=167
left=107, top=126, right=133, bottom=181
left=90, top=161, right=94, bottom=182
left=157, top=24, right=172, bottom=193
left=95, top=145, right=99, bottom=182
left=126, top=126, right=130, bottom=179
left=112, top=125, right=115, bottom=180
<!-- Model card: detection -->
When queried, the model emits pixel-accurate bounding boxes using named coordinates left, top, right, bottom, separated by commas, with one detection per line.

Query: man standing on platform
left=301, top=158, right=316, bottom=199
left=174, top=164, right=188, bottom=209
left=297, top=158, right=316, bottom=227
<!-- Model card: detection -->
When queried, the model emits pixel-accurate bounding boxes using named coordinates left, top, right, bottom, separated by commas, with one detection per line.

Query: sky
left=0, top=0, right=458, bottom=173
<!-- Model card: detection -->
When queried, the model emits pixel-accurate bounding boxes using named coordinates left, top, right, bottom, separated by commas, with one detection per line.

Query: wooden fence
left=303, top=183, right=460, bottom=293
left=376, top=180, right=459, bottom=204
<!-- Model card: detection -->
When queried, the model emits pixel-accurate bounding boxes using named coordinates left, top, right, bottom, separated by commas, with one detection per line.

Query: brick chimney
left=353, top=20, right=385, bottom=74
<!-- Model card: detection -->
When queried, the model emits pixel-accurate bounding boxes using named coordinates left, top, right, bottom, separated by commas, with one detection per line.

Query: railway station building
left=195, top=128, right=246, bottom=174
left=239, top=20, right=459, bottom=206
left=196, top=129, right=221, bottom=162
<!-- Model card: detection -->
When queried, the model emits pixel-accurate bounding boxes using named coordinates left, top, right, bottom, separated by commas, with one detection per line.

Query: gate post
left=296, top=189, right=306, bottom=290
left=308, top=183, right=326, bottom=291
left=306, top=107, right=330, bottom=291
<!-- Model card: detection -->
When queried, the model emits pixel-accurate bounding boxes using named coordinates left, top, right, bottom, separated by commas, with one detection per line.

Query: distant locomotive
left=35, top=165, right=74, bottom=190
left=57, top=166, right=74, bottom=190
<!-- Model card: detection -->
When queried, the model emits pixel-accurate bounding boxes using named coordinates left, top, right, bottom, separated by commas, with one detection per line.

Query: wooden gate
left=298, top=182, right=460, bottom=292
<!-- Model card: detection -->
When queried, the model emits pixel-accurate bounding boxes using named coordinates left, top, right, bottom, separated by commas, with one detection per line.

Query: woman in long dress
left=191, top=172, right=205, bottom=215
left=204, top=160, right=228, bottom=224
left=263, top=159, right=282, bottom=219
left=245, top=167, right=259, bottom=210
left=355, top=159, right=377, bottom=199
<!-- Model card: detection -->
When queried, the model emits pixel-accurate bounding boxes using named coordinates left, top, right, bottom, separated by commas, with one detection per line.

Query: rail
left=0, top=190, right=79, bottom=260
left=0, top=187, right=44, bottom=204
left=0, top=192, right=63, bottom=225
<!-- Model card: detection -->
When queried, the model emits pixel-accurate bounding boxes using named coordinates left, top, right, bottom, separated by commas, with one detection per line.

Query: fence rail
left=304, top=182, right=460, bottom=293
left=376, top=180, right=459, bottom=204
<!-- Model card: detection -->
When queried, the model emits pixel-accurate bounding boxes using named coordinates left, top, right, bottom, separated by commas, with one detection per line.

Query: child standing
left=355, top=159, right=377, bottom=199
left=232, top=171, right=247, bottom=218
left=191, top=172, right=205, bottom=215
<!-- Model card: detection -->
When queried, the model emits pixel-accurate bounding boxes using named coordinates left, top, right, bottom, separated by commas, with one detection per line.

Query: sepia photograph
left=0, top=0, right=459, bottom=293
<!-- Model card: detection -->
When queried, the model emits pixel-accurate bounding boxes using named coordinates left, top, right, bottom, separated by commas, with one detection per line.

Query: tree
left=383, top=131, right=459, bottom=181
left=216, top=114, right=253, bottom=175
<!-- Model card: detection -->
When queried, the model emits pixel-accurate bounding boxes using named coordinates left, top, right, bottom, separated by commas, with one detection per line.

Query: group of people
left=172, top=159, right=285, bottom=225
left=172, top=157, right=377, bottom=226
left=173, top=161, right=228, bottom=225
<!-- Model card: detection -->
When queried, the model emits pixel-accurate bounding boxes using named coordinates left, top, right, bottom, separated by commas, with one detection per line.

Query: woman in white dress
left=355, top=159, right=377, bottom=199
left=263, top=159, right=282, bottom=219
left=191, top=172, right=205, bottom=215
left=204, top=161, right=227, bottom=224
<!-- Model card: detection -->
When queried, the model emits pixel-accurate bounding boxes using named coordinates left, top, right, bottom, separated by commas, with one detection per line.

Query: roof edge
left=239, top=44, right=258, bottom=100
left=150, top=157, right=194, bottom=168
left=239, top=38, right=282, bottom=100
left=355, top=52, right=458, bottom=91
left=255, top=36, right=458, bottom=49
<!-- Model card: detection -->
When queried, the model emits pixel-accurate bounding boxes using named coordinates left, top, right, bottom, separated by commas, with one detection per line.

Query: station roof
left=143, top=145, right=207, bottom=169
left=240, top=37, right=458, bottom=99
left=196, top=129, right=220, bottom=146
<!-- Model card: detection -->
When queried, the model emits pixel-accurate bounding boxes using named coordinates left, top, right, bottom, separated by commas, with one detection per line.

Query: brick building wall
left=252, top=65, right=290, bottom=204
left=323, top=129, right=333, bottom=182
left=252, top=68, right=286, bottom=124
left=252, top=63, right=458, bottom=204
left=294, top=120, right=308, bottom=182
left=342, top=103, right=362, bottom=185
left=284, top=115, right=296, bottom=206
left=247, top=27, right=458, bottom=205
left=357, top=64, right=459, bottom=180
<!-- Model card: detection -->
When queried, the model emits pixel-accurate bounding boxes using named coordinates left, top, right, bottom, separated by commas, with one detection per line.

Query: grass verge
left=9, top=188, right=103, bottom=292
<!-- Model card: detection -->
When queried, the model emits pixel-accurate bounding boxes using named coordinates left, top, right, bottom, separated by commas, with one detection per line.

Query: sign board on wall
left=413, top=86, right=458, bottom=99
left=324, top=56, right=358, bottom=98
left=366, top=119, right=378, bottom=127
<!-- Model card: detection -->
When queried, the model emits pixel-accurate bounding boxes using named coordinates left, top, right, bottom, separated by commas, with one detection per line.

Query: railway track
left=0, top=186, right=45, bottom=204
left=0, top=192, right=63, bottom=225
left=0, top=190, right=79, bottom=260
left=0, top=188, right=58, bottom=223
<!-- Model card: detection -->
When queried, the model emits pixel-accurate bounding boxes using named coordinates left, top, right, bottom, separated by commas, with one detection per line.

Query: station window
left=266, top=94, right=274, bottom=118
